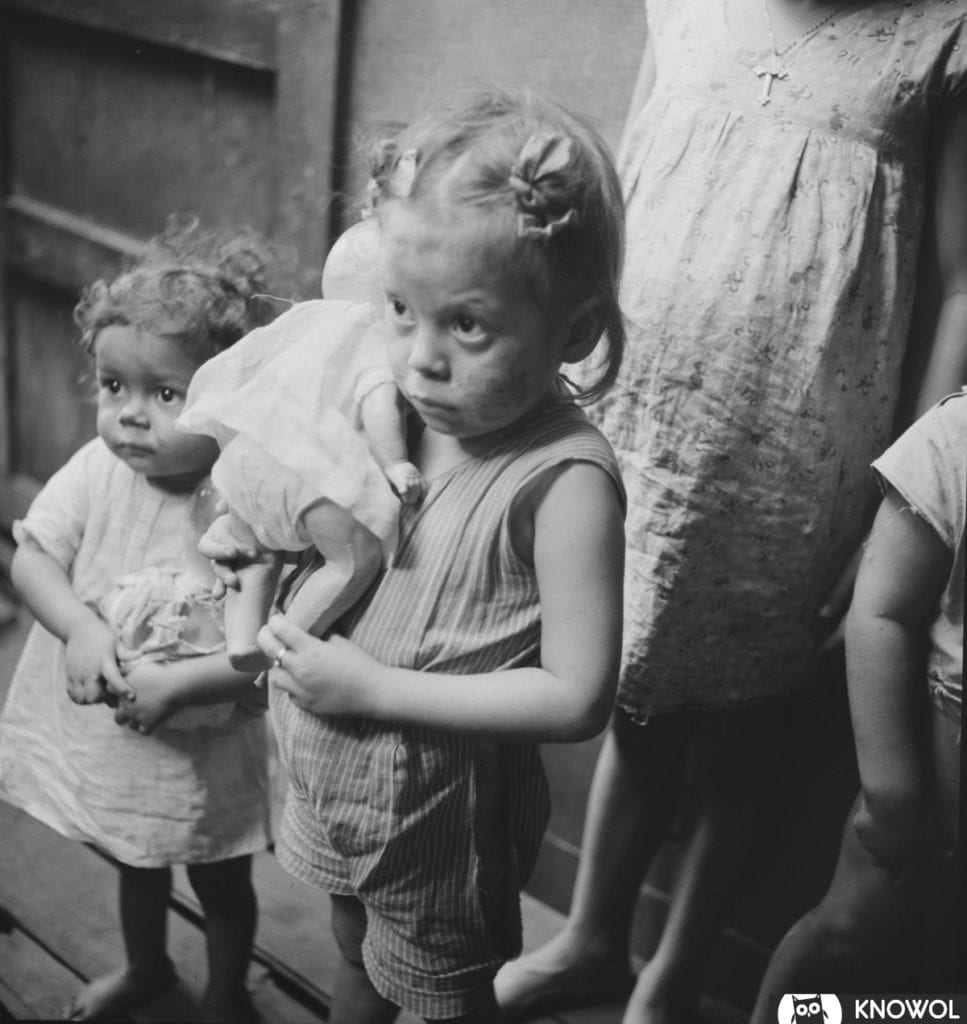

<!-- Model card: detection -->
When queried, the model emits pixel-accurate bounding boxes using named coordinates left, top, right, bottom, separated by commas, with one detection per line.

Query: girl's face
left=378, top=203, right=576, bottom=446
left=94, top=324, right=217, bottom=491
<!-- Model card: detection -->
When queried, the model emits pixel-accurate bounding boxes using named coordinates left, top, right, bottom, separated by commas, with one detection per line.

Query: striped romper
left=271, top=395, right=623, bottom=1018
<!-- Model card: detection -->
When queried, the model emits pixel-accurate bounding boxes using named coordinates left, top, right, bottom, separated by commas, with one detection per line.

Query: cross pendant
left=753, top=55, right=788, bottom=106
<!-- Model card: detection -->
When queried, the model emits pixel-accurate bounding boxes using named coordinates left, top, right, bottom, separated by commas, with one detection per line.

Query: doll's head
left=364, top=88, right=626, bottom=403
left=321, top=217, right=382, bottom=304
left=74, top=217, right=276, bottom=489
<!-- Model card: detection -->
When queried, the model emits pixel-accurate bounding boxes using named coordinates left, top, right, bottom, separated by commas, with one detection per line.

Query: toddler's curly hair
left=74, top=215, right=279, bottom=360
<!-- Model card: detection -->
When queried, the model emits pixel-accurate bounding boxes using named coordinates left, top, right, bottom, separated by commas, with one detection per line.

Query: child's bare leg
left=218, top=510, right=282, bottom=672
left=65, top=865, right=175, bottom=1020
left=329, top=894, right=399, bottom=1024
left=622, top=700, right=788, bottom=1024
left=752, top=785, right=958, bottom=1023
left=495, top=709, right=691, bottom=1020
left=187, top=856, right=257, bottom=1023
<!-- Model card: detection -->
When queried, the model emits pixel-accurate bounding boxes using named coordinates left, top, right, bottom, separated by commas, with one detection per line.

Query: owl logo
left=777, top=994, right=843, bottom=1024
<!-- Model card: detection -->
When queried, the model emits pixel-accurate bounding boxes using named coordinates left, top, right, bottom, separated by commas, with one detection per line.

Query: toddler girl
left=0, top=219, right=273, bottom=1023
left=178, top=214, right=422, bottom=671
left=751, top=390, right=965, bottom=1009
left=208, top=87, right=628, bottom=1023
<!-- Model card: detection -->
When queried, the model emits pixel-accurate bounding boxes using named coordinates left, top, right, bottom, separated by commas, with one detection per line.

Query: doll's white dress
left=179, top=300, right=401, bottom=560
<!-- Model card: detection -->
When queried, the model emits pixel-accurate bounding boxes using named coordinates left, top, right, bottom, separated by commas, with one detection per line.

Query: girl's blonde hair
left=365, top=88, right=626, bottom=403
left=74, top=215, right=278, bottom=361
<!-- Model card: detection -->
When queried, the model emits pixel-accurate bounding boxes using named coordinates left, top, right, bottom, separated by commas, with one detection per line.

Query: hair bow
left=508, top=132, right=578, bottom=242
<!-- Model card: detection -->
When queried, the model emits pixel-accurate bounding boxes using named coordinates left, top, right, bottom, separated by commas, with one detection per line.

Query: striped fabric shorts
left=272, top=689, right=548, bottom=1018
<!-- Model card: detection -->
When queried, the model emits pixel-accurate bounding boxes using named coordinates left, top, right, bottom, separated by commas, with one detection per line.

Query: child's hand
left=256, top=615, right=378, bottom=717
left=852, top=790, right=932, bottom=877
left=385, top=460, right=426, bottom=507
left=110, top=661, right=178, bottom=734
left=64, top=618, right=130, bottom=705
left=197, top=513, right=261, bottom=596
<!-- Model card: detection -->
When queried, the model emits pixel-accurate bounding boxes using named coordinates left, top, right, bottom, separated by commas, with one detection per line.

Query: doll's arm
left=258, top=462, right=625, bottom=743
left=845, top=487, right=950, bottom=869
left=359, top=382, right=425, bottom=505
left=11, top=541, right=128, bottom=703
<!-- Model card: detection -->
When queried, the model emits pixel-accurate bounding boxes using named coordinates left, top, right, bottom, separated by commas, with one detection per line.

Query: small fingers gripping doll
left=179, top=216, right=424, bottom=672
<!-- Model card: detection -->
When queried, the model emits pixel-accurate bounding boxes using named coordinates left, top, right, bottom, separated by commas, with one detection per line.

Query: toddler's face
left=377, top=203, right=572, bottom=445
left=94, top=325, right=217, bottom=491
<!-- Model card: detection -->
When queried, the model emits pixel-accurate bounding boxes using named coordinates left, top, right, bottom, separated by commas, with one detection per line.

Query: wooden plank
left=0, top=0, right=277, bottom=71
left=0, top=921, right=81, bottom=1020
left=272, top=0, right=344, bottom=295
left=4, top=196, right=141, bottom=292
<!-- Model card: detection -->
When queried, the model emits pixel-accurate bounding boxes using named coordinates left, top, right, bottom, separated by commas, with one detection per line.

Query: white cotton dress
left=0, top=440, right=271, bottom=868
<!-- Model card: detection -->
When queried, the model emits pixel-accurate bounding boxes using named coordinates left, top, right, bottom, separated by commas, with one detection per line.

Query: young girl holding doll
left=750, top=391, right=965, bottom=1010
left=0, top=221, right=273, bottom=1022
left=498, top=2, right=967, bottom=1020
left=206, top=88, right=628, bottom=1023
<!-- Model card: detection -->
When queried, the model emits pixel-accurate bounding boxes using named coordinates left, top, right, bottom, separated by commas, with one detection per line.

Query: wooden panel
left=0, top=0, right=277, bottom=71
left=7, top=17, right=275, bottom=240
left=273, top=0, right=345, bottom=294
left=8, top=273, right=95, bottom=484
left=334, top=0, right=648, bottom=223
left=5, top=196, right=142, bottom=292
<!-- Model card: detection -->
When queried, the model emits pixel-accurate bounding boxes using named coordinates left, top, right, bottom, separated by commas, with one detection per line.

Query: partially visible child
left=751, top=391, right=964, bottom=1011
left=0, top=219, right=273, bottom=1023
left=178, top=215, right=422, bottom=671
left=207, top=87, right=628, bottom=1023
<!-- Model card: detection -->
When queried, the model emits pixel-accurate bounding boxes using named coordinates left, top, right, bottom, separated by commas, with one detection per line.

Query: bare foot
left=202, top=989, right=258, bottom=1024
left=621, top=961, right=697, bottom=1024
left=495, top=937, right=633, bottom=1022
left=64, top=964, right=176, bottom=1020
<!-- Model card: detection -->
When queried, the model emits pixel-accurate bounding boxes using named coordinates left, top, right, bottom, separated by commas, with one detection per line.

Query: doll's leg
left=283, top=501, right=383, bottom=638
left=215, top=510, right=283, bottom=672
left=65, top=865, right=176, bottom=1020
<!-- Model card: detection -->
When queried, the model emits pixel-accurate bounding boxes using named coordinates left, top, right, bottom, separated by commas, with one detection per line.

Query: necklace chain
left=753, top=0, right=849, bottom=105
left=760, top=0, right=849, bottom=59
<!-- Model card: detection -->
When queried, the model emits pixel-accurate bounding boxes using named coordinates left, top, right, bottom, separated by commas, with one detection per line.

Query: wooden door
left=0, top=0, right=345, bottom=527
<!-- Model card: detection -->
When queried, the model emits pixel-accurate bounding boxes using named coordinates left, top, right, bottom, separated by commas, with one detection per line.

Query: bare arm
left=818, top=97, right=967, bottom=641
left=257, top=462, right=625, bottom=743
left=845, top=487, right=950, bottom=866
left=112, top=653, right=258, bottom=734
left=897, top=97, right=967, bottom=422
left=11, top=541, right=127, bottom=701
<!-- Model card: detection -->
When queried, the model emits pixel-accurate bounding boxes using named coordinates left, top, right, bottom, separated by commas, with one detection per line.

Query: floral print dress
left=595, top=0, right=967, bottom=715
